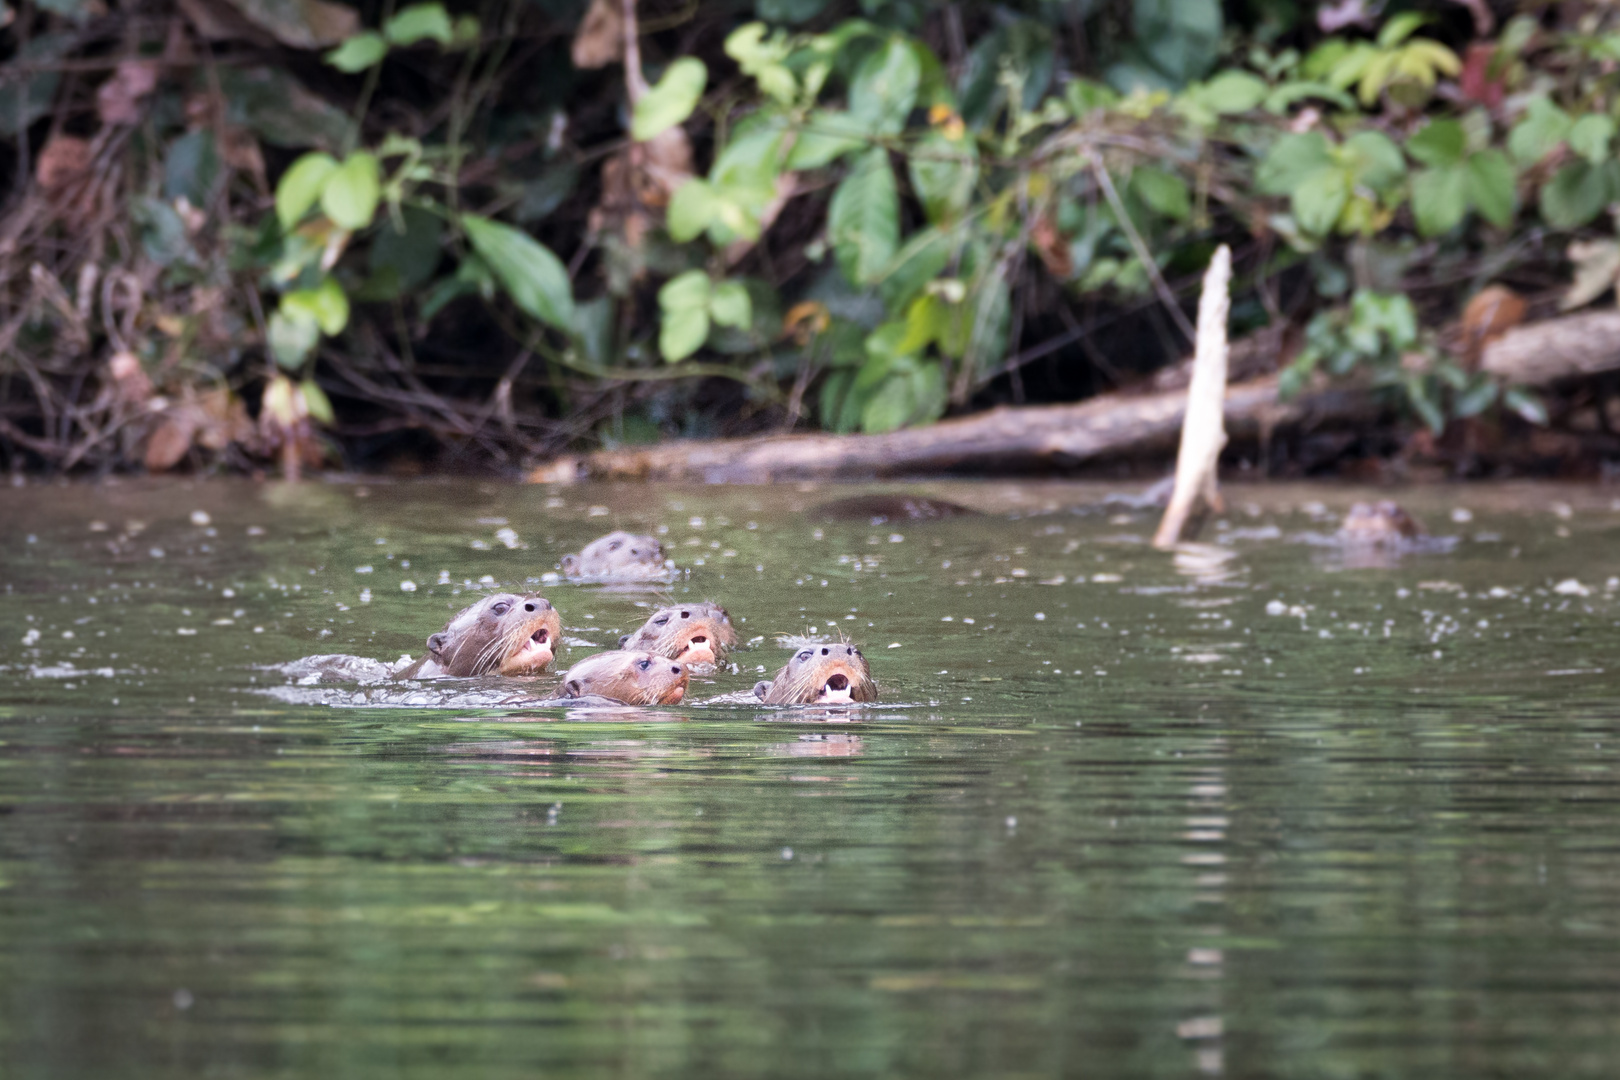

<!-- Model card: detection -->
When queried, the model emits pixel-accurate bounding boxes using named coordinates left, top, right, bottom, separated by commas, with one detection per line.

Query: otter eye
left=797, top=650, right=813, bottom=662
left=609, top=540, right=622, bottom=551
left=491, top=602, right=511, bottom=616
left=638, top=659, right=651, bottom=670
left=652, top=615, right=669, bottom=626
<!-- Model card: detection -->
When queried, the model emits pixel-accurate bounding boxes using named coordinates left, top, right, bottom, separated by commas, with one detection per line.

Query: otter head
left=1341, top=501, right=1423, bottom=544
left=754, top=642, right=876, bottom=706
left=425, top=593, right=561, bottom=677
left=560, top=531, right=668, bottom=581
left=617, top=601, right=738, bottom=668
left=559, top=650, right=688, bottom=705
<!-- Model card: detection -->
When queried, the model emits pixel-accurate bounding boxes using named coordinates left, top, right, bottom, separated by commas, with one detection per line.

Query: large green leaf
left=1341, top=131, right=1405, bottom=193
left=1293, top=169, right=1349, bottom=235
left=1256, top=133, right=1335, bottom=195
left=828, top=148, right=899, bottom=286
left=1130, top=167, right=1191, bottom=221
left=848, top=37, right=921, bottom=137
left=908, top=130, right=978, bottom=224
left=1568, top=113, right=1615, bottom=163
left=369, top=206, right=444, bottom=292
left=1134, top=0, right=1222, bottom=86
left=788, top=110, right=869, bottom=170
left=1507, top=97, right=1572, bottom=164
left=275, top=152, right=339, bottom=231
left=1405, top=119, right=1466, bottom=168
left=631, top=58, right=707, bottom=142
left=1465, top=150, right=1516, bottom=228
left=461, top=214, right=576, bottom=331
left=657, top=271, right=712, bottom=362
left=1411, top=165, right=1468, bottom=236
left=959, top=20, right=1055, bottom=125
left=320, top=152, right=381, bottom=230
left=325, top=31, right=388, bottom=72
left=218, top=67, right=351, bottom=151
left=1539, top=160, right=1613, bottom=230
left=281, top=276, right=350, bottom=335
left=268, top=310, right=320, bottom=370
left=708, top=281, right=752, bottom=330
left=666, top=179, right=718, bottom=243
left=0, top=34, right=70, bottom=136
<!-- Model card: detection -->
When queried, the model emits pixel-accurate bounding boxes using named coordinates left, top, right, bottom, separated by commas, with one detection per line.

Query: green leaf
left=1411, top=165, right=1468, bottom=236
left=1293, top=169, right=1349, bottom=235
left=299, top=378, right=335, bottom=424
left=384, top=2, right=452, bottom=45
left=1502, top=386, right=1548, bottom=425
left=709, top=280, right=752, bottom=329
left=461, top=214, right=576, bottom=331
left=1256, top=133, right=1335, bottom=195
left=1263, top=80, right=1356, bottom=113
left=1342, top=131, right=1405, bottom=193
left=325, top=32, right=388, bottom=73
left=879, top=227, right=953, bottom=311
left=1135, top=0, right=1222, bottom=85
left=1406, top=119, right=1466, bottom=168
left=0, top=33, right=71, bottom=137
left=281, top=276, right=350, bottom=335
left=786, top=110, right=869, bottom=170
left=828, top=147, right=899, bottom=286
left=218, top=66, right=351, bottom=151
left=658, top=271, right=712, bottom=362
left=1507, top=97, right=1572, bottom=164
left=163, top=130, right=221, bottom=206
left=320, top=152, right=380, bottom=230
left=369, top=206, right=443, bottom=291
left=1454, top=378, right=1499, bottom=419
left=666, top=179, right=718, bottom=243
left=1378, top=11, right=1428, bottom=47
left=631, top=57, right=706, bottom=142
left=1539, top=160, right=1611, bottom=230
left=275, top=151, right=339, bottom=231
left=268, top=310, right=319, bottom=370
left=1187, top=70, right=1266, bottom=115
left=1568, top=113, right=1615, bottom=163
left=1465, top=150, right=1516, bottom=228
left=849, top=37, right=921, bottom=137
left=1130, top=167, right=1191, bottom=221
left=819, top=370, right=856, bottom=432
left=908, top=130, right=978, bottom=224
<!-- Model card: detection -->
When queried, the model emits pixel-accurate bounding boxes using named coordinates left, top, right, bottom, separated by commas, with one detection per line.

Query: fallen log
left=527, top=308, right=1620, bottom=485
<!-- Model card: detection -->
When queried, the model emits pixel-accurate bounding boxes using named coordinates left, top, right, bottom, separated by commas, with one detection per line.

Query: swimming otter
left=1339, top=501, right=1424, bottom=546
left=561, top=531, right=671, bottom=581
left=556, top=650, right=688, bottom=705
left=394, top=593, right=561, bottom=679
left=754, top=642, right=876, bottom=705
left=617, top=602, right=738, bottom=668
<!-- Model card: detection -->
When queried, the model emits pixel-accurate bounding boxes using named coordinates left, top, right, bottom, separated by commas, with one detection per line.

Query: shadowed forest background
left=4, top=0, right=1620, bottom=479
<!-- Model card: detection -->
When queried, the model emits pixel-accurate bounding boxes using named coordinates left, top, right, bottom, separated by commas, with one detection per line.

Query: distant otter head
left=560, top=650, right=688, bottom=705
left=425, top=593, right=561, bottom=676
left=754, top=642, right=876, bottom=705
left=1341, top=501, right=1424, bottom=545
left=617, top=602, right=738, bottom=668
left=560, top=531, right=669, bottom=581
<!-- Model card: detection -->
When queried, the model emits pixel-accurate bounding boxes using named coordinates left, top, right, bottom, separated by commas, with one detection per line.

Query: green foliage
left=462, top=215, right=575, bottom=333
left=632, top=59, right=708, bottom=142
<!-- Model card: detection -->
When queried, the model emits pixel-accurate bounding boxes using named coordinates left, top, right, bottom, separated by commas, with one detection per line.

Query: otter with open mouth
left=393, top=593, right=561, bottom=679
left=754, top=642, right=876, bottom=705
left=560, top=531, right=671, bottom=581
left=549, top=650, right=689, bottom=705
left=618, top=602, right=738, bottom=668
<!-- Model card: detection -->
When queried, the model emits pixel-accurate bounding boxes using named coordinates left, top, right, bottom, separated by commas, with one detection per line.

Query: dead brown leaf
left=572, top=0, right=624, bottom=69
left=36, top=136, right=92, bottom=193
left=1031, top=214, right=1073, bottom=278
left=145, top=413, right=198, bottom=472
left=96, top=61, right=160, bottom=127
left=1459, top=284, right=1527, bottom=367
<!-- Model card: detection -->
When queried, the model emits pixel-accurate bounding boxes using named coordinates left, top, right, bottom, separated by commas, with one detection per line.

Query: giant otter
left=555, top=650, right=688, bottom=705
left=1339, top=501, right=1424, bottom=546
left=754, top=642, right=876, bottom=705
left=617, top=602, right=738, bottom=668
left=561, top=531, right=671, bottom=581
left=394, top=593, right=561, bottom=679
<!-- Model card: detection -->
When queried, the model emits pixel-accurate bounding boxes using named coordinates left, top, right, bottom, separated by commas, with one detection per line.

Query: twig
left=1086, top=147, right=1197, bottom=345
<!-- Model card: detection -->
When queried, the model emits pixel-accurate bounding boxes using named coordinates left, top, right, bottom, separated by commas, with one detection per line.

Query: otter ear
left=426, top=632, right=449, bottom=655
left=561, top=554, right=580, bottom=574
left=752, top=680, right=771, bottom=699
left=618, top=633, right=630, bottom=648
left=565, top=679, right=584, bottom=698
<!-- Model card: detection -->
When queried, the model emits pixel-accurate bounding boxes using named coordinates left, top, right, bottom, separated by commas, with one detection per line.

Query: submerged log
left=527, top=308, right=1620, bottom=485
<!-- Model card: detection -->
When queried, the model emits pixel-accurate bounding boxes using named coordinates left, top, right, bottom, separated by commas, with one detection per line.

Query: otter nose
left=827, top=673, right=849, bottom=691
left=524, top=602, right=535, bottom=612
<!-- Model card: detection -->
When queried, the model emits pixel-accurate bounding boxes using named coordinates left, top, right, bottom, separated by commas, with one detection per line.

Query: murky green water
left=3, top=477, right=1619, bottom=1078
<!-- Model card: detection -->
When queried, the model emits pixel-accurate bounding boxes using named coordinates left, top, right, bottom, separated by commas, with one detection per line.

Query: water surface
left=3, top=478, right=1619, bottom=1078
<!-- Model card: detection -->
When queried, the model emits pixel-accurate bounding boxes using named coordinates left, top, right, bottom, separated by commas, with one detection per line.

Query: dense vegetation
left=2, top=0, right=1617, bottom=475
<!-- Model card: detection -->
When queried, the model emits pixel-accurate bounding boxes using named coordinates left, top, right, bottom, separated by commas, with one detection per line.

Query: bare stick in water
left=1153, top=245, right=1232, bottom=550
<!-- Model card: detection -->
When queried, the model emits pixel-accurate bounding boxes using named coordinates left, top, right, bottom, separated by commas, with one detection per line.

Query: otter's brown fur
left=617, top=602, right=738, bottom=668
left=561, top=531, right=669, bottom=581
left=754, top=642, right=876, bottom=705
left=1340, top=501, right=1424, bottom=545
left=394, top=593, right=561, bottom=679
left=559, top=650, right=688, bottom=705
